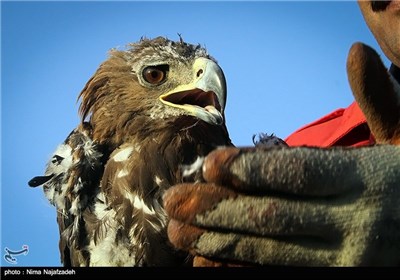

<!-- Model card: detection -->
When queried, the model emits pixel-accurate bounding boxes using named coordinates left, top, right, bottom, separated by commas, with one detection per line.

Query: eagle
left=29, top=36, right=232, bottom=266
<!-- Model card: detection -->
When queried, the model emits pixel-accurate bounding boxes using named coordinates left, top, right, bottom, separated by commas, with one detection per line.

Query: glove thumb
left=346, top=42, right=400, bottom=145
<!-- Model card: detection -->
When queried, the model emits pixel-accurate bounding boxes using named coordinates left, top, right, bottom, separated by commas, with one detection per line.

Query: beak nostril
left=196, top=69, right=204, bottom=78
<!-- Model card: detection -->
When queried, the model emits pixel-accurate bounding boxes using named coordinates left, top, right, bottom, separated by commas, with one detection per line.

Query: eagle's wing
left=98, top=140, right=193, bottom=266
left=29, top=122, right=105, bottom=266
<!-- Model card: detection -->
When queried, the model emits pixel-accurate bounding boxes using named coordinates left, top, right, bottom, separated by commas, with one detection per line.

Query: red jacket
left=286, top=64, right=400, bottom=147
left=285, top=101, right=375, bottom=147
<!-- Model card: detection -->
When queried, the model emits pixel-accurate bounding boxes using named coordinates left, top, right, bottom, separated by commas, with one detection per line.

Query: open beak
left=159, top=57, right=226, bottom=125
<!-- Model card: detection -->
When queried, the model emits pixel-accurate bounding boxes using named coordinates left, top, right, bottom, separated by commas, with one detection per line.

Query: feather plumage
left=30, top=37, right=232, bottom=266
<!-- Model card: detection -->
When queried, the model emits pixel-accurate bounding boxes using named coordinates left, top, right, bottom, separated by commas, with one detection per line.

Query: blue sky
left=1, top=1, right=389, bottom=266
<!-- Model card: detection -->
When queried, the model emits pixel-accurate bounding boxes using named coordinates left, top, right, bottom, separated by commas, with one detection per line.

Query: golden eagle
left=29, top=37, right=232, bottom=266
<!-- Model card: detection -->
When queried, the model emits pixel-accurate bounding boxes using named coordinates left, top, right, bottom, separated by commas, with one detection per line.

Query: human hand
left=165, top=145, right=400, bottom=266
left=163, top=43, right=400, bottom=266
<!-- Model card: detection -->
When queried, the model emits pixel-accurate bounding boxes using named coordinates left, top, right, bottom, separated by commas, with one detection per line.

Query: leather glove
left=163, top=43, right=400, bottom=266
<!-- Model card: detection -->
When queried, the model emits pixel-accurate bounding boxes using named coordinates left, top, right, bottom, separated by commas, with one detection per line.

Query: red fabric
left=285, top=101, right=375, bottom=148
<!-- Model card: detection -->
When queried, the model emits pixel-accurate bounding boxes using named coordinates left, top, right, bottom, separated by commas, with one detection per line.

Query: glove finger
left=167, top=219, right=205, bottom=255
left=347, top=42, right=400, bottom=145
left=203, top=145, right=398, bottom=196
left=163, top=183, right=238, bottom=222
left=203, top=146, right=365, bottom=196
left=164, top=184, right=340, bottom=240
left=192, top=255, right=249, bottom=267
left=169, top=220, right=336, bottom=266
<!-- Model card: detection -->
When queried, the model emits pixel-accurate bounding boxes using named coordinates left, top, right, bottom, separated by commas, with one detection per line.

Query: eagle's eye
left=142, top=65, right=169, bottom=85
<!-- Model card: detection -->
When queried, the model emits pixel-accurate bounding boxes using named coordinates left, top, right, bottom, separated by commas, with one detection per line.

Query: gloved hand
left=163, top=43, right=400, bottom=266
left=165, top=145, right=400, bottom=266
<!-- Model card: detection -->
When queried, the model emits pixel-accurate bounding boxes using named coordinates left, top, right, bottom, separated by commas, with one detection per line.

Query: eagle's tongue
left=205, top=105, right=223, bottom=125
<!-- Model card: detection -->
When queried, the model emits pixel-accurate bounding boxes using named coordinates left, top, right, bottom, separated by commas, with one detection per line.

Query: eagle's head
left=79, top=36, right=227, bottom=147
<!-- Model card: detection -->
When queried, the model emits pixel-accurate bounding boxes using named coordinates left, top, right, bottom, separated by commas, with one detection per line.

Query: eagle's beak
left=159, top=57, right=226, bottom=125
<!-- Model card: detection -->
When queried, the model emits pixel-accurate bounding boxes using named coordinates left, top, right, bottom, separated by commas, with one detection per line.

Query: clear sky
left=1, top=0, right=390, bottom=266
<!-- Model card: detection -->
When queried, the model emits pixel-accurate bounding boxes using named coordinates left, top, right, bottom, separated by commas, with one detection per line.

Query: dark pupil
left=150, top=70, right=159, bottom=79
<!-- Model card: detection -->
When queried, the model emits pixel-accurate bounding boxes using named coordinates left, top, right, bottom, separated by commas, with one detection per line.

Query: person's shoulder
left=285, top=102, right=368, bottom=147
